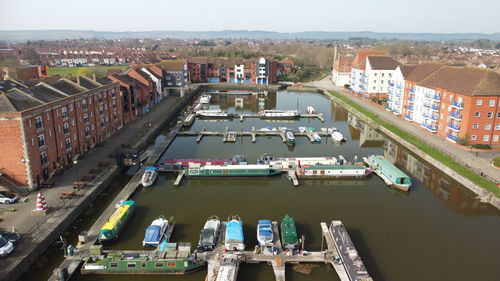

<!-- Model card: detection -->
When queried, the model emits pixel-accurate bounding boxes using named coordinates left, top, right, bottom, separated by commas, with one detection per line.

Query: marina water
left=23, top=91, right=500, bottom=281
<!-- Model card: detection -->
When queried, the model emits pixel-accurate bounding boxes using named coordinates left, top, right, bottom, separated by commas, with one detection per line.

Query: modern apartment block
left=0, top=76, right=122, bottom=190
left=187, top=57, right=279, bottom=84
left=350, top=56, right=401, bottom=98
left=386, top=62, right=500, bottom=146
left=157, top=59, right=189, bottom=88
left=333, top=49, right=386, bottom=87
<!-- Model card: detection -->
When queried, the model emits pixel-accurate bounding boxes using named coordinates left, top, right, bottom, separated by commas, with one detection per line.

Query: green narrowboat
left=81, top=250, right=205, bottom=274
left=364, top=155, right=411, bottom=191
left=98, top=200, right=135, bottom=243
left=186, top=163, right=282, bottom=177
left=280, top=214, right=300, bottom=250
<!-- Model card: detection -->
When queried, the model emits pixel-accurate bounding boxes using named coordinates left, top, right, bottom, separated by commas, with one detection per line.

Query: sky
left=1, top=0, right=499, bottom=34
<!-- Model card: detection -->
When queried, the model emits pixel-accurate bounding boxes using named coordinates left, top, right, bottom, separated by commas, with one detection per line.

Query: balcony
left=395, top=91, right=402, bottom=97
left=387, top=96, right=392, bottom=102
left=408, top=105, right=414, bottom=111
left=405, top=114, right=412, bottom=121
left=447, top=123, right=460, bottom=131
left=423, top=103, right=440, bottom=111
left=388, top=81, right=395, bottom=87
left=446, top=133, right=458, bottom=142
left=386, top=105, right=391, bottom=111
left=451, top=101, right=464, bottom=109
left=421, top=123, right=437, bottom=132
left=450, top=111, right=462, bottom=120
left=410, top=87, right=415, bottom=93
left=409, top=95, right=415, bottom=102
left=424, top=93, right=441, bottom=100
left=422, top=112, right=438, bottom=121
left=396, top=84, right=402, bottom=89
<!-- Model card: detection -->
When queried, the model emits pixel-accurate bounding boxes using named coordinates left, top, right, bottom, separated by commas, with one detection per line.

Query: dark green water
left=24, top=91, right=500, bottom=281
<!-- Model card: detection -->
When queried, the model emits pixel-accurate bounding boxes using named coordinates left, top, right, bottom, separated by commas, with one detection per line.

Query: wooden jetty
left=178, top=128, right=332, bottom=143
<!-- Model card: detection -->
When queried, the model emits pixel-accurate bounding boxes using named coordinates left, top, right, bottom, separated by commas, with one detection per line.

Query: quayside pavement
left=0, top=90, right=197, bottom=281
left=306, top=77, right=500, bottom=184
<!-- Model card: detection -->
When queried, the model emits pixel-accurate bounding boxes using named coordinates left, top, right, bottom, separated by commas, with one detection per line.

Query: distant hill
left=0, top=30, right=499, bottom=42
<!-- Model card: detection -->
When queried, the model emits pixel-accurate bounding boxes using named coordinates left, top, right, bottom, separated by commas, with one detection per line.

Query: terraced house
left=0, top=76, right=122, bottom=191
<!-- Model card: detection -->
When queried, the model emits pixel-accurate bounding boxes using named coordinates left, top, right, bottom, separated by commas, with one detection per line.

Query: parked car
left=0, top=231, right=21, bottom=244
left=0, top=236, right=14, bottom=258
left=0, top=193, right=17, bottom=204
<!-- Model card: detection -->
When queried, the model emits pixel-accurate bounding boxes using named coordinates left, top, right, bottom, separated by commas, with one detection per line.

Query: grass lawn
left=494, top=157, right=500, bottom=168
left=48, top=65, right=129, bottom=77
left=328, top=90, right=500, bottom=198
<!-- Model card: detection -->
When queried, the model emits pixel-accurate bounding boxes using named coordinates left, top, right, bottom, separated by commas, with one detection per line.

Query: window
left=155, top=262, right=164, bottom=268
left=475, top=112, right=480, bottom=117
left=483, top=135, right=489, bottom=141
left=471, top=135, right=477, bottom=141
left=65, top=138, right=71, bottom=150
left=487, top=112, right=493, bottom=118
left=40, top=152, right=47, bottom=165
left=35, top=116, right=43, bottom=129
left=83, top=113, right=88, bottom=124
left=473, top=124, right=479, bottom=129
left=85, top=127, right=90, bottom=137
left=485, top=124, right=491, bottom=130
left=110, top=263, right=118, bottom=268
left=61, top=107, right=68, bottom=118
left=381, top=80, right=384, bottom=84
left=99, top=105, right=103, bottom=115
left=476, top=99, right=482, bottom=106
left=38, top=135, right=45, bottom=148
left=374, top=73, right=377, bottom=76
left=82, top=99, right=87, bottom=111
left=493, top=135, right=499, bottom=142
left=167, top=262, right=177, bottom=268
left=98, top=94, right=103, bottom=103
left=495, top=124, right=500, bottom=130
left=100, top=118, right=105, bottom=127
left=489, top=100, right=495, bottom=107
left=63, top=123, right=70, bottom=135
left=498, top=112, right=500, bottom=118
left=127, top=263, right=136, bottom=268
left=382, top=73, right=385, bottom=77
left=373, top=80, right=377, bottom=83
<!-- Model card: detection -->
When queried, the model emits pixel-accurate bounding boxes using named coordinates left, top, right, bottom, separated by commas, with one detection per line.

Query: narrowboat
left=225, top=215, right=244, bottom=251
left=183, top=113, right=195, bottom=127
left=98, top=200, right=135, bottom=243
left=286, top=132, right=296, bottom=145
left=281, top=214, right=300, bottom=250
left=81, top=248, right=205, bottom=274
left=296, top=164, right=371, bottom=178
left=197, top=216, right=220, bottom=251
left=186, top=163, right=282, bottom=177
left=195, top=109, right=231, bottom=118
left=259, top=110, right=300, bottom=119
left=257, top=219, right=273, bottom=246
left=141, top=167, right=158, bottom=187
left=143, top=215, right=172, bottom=247
left=364, top=155, right=411, bottom=191
left=160, top=158, right=235, bottom=171
left=257, top=154, right=338, bottom=168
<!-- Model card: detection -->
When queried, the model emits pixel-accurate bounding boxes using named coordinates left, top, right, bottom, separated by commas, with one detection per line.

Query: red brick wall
left=0, top=117, right=29, bottom=186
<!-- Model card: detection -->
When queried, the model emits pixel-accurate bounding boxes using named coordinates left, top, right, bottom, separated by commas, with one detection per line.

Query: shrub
left=472, top=144, right=492, bottom=149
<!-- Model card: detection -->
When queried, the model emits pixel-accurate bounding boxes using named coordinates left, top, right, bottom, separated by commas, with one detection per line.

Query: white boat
left=313, top=133, right=321, bottom=142
left=198, top=216, right=221, bottom=251
left=200, top=94, right=211, bottom=104
left=196, top=109, right=230, bottom=118
left=141, top=167, right=158, bottom=187
left=331, top=127, right=345, bottom=142
left=257, top=219, right=273, bottom=246
left=193, top=103, right=203, bottom=112
left=143, top=215, right=169, bottom=246
left=259, top=126, right=277, bottom=132
left=259, top=110, right=300, bottom=118
left=286, top=132, right=296, bottom=145
left=278, top=127, right=288, bottom=132
left=298, top=127, right=307, bottom=133
left=306, top=106, right=316, bottom=114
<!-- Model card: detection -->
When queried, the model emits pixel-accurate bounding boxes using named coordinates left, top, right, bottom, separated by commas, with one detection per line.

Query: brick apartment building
left=386, top=63, right=500, bottom=146
left=0, top=76, right=122, bottom=190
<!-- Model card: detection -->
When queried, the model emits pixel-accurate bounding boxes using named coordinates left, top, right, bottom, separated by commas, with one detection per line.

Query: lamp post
left=73, top=160, right=79, bottom=190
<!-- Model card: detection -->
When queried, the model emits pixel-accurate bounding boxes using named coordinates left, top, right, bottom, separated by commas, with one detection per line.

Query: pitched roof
left=2, top=88, right=44, bottom=111
left=405, top=62, right=444, bottom=82
left=367, top=56, right=400, bottom=70
left=333, top=57, right=354, bottom=73
left=0, top=93, right=16, bottom=112
left=352, top=50, right=386, bottom=66
left=399, top=65, right=417, bottom=78
left=157, top=59, right=186, bottom=71
left=418, top=66, right=500, bottom=96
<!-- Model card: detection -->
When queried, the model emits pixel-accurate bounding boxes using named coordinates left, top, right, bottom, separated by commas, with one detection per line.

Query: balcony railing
left=425, top=93, right=441, bottom=100
left=408, top=105, right=414, bottom=111
left=446, top=133, right=458, bottom=142
left=422, top=112, right=438, bottom=121
left=450, top=111, right=462, bottom=120
left=451, top=101, right=464, bottom=108
left=423, top=103, right=440, bottom=111
left=396, top=84, right=402, bottom=89
left=405, top=114, right=412, bottom=121
left=421, top=123, right=437, bottom=132
left=448, top=123, right=460, bottom=131
left=410, top=87, right=415, bottom=93
left=388, top=81, right=395, bottom=87
left=408, top=95, right=415, bottom=102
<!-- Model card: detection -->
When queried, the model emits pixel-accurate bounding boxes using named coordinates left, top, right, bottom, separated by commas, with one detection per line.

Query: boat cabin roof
left=370, top=155, right=410, bottom=179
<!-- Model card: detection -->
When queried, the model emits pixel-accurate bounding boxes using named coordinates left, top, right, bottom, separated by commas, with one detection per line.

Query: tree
left=25, top=48, right=41, bottom=64
left=75, top=67, right=93, bottom=77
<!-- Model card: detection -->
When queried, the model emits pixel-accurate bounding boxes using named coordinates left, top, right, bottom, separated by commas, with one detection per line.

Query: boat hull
left=98, top=201, right=135, bottom=243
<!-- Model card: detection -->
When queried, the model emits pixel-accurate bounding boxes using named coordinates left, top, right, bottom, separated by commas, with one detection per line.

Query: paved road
left=0, top=95, right=181, bottom=233
left=306, top=77, right=500, bottom=183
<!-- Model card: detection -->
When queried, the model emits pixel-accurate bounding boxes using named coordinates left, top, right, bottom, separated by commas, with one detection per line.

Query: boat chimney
left=92, top=73, right=96, bottom=81
left=76, top=76, right=80, bottom=85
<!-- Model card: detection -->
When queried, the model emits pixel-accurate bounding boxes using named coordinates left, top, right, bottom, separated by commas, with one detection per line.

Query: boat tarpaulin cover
left=144, top=225, right=162, bottom=243
left=226, top=220, right=243, bottom=242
